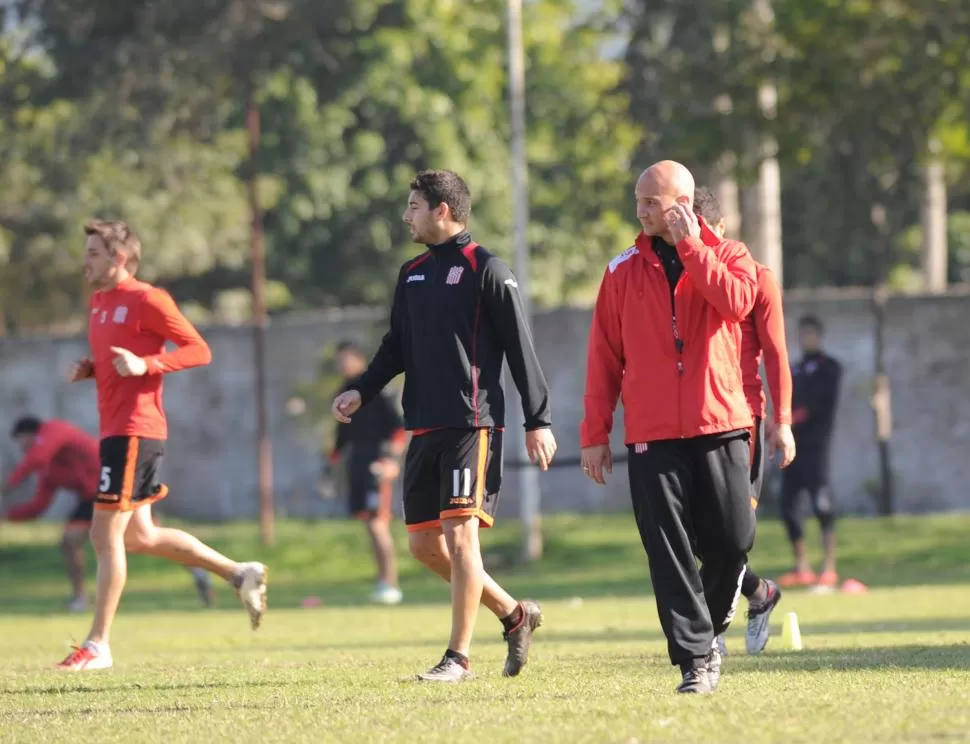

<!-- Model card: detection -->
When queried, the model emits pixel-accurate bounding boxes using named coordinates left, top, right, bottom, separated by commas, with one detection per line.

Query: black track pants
left=628, top=433, right=756, bottom=667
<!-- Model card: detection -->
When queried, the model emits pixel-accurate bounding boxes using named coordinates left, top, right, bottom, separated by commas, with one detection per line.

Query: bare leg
left=439, top=517, right=484, bottom=656
left=409, top=528, right=518, bottom=619
left=366, top=517, right=398, bottom=587
left=61, top=524, right=89, bottom=602
left=87, top=509, right=134, bottom=645
left=124, top=505, right=239, bottom=582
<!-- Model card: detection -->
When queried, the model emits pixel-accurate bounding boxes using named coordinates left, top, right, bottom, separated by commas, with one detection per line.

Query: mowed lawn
left=3, top=514, right=970, bottom=743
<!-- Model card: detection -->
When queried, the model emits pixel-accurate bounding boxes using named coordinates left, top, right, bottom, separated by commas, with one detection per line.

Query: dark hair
left=11, top=416, right=42, bottom=438
left=84, top=219, right=142, bottom=273
left=693, top=187, right=722, bottom=226
left=335, top=340, right=365, bottom=357
left=410, top=170, right=472, bottom=224
left=799, top=314, right=824, bottom=333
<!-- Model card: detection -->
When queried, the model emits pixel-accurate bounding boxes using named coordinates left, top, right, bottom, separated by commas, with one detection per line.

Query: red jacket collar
left=634, top=217, right=720, bottom=266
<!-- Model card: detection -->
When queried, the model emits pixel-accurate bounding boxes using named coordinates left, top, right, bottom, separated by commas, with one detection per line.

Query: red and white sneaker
left=56, top=641, right=113, bottom=671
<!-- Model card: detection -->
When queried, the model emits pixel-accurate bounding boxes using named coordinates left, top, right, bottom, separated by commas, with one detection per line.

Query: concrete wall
left=3, top=291, right=970, bottom=521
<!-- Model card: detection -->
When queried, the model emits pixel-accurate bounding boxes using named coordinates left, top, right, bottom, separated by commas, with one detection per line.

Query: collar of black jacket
left=428, top=231, right=473, bottom=251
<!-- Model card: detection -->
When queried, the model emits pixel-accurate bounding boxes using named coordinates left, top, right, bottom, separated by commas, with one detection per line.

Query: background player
left=56, top=219, right=267, bottom=671
left=693, top=189, right=795, bottom=655
left=332, top=170, right=557, bottom=682
left=1, top=416, right=216, bottom=610
left=326, top=340, right=408, bottom=605
left=778, top=314, right=842, bottom=588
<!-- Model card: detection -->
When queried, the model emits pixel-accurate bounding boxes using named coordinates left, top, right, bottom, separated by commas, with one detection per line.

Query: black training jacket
left=350, top=231, right=551, bottom=432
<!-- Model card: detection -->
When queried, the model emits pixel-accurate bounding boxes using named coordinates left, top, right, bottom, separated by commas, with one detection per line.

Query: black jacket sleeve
left=348, top=266, right=407, bottom=407
left=811, top=356, right=842, bottom=435
left=481, top=257, right=551, bottom=430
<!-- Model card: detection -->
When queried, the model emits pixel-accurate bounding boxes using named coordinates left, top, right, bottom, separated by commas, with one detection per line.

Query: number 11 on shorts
left=453, top=468, right=471, bottom=498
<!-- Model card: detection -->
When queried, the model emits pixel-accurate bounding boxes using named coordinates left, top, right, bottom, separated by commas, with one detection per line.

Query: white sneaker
left=56, top=641, right=113, bottom=671
left=235, top=562, right=268, bottom=629
left=370, top=583, right=403, bottom=605
left=67, top=597, right=88, bottom=613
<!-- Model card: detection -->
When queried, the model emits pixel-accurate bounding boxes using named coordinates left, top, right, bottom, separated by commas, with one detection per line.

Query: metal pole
left=246, top=78, right=275, bottom=546
left=507, top=0, right=542, bottom=562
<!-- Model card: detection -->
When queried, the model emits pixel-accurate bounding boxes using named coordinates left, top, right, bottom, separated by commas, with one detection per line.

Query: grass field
left=3, top=514, right=970, bottom=743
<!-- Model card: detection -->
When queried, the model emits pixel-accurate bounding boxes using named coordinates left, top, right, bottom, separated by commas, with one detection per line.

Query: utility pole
left=246, top=77, right=275, bottom=545
left=507, top=0, right=542, bottom=562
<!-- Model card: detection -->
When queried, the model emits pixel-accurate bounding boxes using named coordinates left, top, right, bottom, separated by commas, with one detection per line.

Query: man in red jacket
left=581, top=161, right=757, bottom=694
left=693, top=187, right=795, bottom=656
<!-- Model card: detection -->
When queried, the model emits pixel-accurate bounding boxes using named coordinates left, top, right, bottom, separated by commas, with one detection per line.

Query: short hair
left=409, top=170, right=472, bottom=224
left=11, top=416, right=42, bottom=438
left=335, top=340, right=365, bottom=358
left=693, top=186, right=722, bottom=226
left=799, top=314, right=824, bottom=333
left=84, top=219, right=142, bottom=274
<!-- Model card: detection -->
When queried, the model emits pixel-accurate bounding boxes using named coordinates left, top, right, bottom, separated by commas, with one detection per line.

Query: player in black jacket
left=332, top=169, right=557, bottom=683
left=778, top=314, right=843, bottom=589
left=326, top=341, right=408, bottom=605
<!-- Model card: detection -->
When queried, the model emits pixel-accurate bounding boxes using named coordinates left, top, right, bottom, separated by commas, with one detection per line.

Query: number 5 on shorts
left=99, top=466, right=112, bottom=493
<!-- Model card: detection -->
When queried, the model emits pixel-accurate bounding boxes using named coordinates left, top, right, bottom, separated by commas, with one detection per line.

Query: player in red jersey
left=55, top=220, right=268, bottom=672
left=693, top=189, right=795, bottom=656
left=1, top=416, right=216, bottom=611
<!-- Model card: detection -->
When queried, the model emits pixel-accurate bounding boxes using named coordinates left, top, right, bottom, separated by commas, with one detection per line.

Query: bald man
left=581, top=161, right=758, bottom=694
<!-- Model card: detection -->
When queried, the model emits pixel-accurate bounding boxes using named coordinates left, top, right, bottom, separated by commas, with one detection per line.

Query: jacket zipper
left=668, top=280, right=685, bottom=438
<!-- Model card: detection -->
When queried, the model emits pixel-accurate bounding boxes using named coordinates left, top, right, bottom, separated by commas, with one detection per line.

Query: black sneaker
left=745, top=579, right=782, bottom=655
left=706, top=638, right=722, bottom=690
left=502, top=599, right=543, bottom=677
left=416, top=655, right=473, bottom=683
left=676, top=666, right=714, bottom=694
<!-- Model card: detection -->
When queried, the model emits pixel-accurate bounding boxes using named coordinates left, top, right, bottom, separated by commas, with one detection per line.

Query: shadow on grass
left=3, top=679, right=298, bottom=696
left=741, top=643, right=970, bottom=673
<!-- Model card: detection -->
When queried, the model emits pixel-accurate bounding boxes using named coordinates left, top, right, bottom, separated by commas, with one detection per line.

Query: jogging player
left=1, top=416, right=215, bottom=611
left=56, top=219, right=267, bottom=671
left=581, top=161, right=758, bottom=694
left=778, top=314, right=842, bottom=588
left=327, top=340, right=408, bottom=605
left=693, top=188, right=794, bottom=655
left=331, top=170, right=557, bottom=682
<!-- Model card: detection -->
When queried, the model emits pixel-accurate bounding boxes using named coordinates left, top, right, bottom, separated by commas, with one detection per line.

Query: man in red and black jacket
left=326, top=340, right=408, bottom=605
left=694, top=187, right=795, bottom=657
left=581, top=161, right=758, bottom=695
left=332, top=170, right=557, bottom=683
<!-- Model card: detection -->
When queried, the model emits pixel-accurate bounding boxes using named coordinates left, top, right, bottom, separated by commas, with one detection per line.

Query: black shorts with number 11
left=402, top=428, right=503, bottom=532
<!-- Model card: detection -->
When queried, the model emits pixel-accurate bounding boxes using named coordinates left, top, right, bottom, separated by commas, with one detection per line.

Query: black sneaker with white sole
left=745, top=579, right=782, bottom=655
left=676, top=666, right=714, bottom=694
left=502, top=599, right=543, bottom=677
left=416, top=655, right=474, bottom=683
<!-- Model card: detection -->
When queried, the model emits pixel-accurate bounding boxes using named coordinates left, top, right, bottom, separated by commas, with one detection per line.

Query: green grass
left=3, top=514, right=970, bottom=743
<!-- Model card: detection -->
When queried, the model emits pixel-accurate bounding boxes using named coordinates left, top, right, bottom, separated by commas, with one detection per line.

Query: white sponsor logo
left=407, top=274, right=425, bottom=283
left=608, top=246, right=639, bottom=273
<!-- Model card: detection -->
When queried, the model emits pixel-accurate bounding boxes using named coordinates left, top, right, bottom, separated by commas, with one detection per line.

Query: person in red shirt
left=1, top=416, right=216, bottom=612
left=692, top=188, right=796, bottom=656
left=1, top=417, right=99, bottom=611
left=581, top=161, right=758, bottom=694
left=55, top=219, right=268, bottom=672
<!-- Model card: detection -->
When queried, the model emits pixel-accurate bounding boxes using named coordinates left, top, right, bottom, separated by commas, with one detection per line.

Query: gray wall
left=3, top=291, right=969, bottom=521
